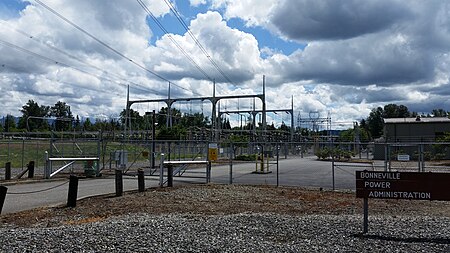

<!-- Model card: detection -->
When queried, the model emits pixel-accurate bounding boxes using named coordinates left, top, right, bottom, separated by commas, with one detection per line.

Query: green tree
left=18, top=100, right=50, bottom=131
left=83, top=118, right=94, bottom=131
left=339, top=125, right=370, bottom=142
left=50, top=101, right=73, bottom=131
left=74, top=115, right=82, bottom=131
left=120, top=108, right=145, bottom=130
left=365, top=104, right=410, bottom=139
left=382, top=104, right=410, bottom=118
left=279, top=121, right=290, bottom=132
left=155, top=107, right=182, bottom=128
left=366, top=107, right=384, bottom=139
left=4, top=114, right=17, bottom=132
left=156, top=125, right=186, bottom=140
left=223, top=134, right=249, bottom=157
left=179, top=112, right=209, bottom=129
left=432, top=109, right=448, bottom=117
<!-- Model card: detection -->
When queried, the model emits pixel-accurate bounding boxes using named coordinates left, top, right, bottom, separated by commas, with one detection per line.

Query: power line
left=0, top=39, right=165, bottom=97
left=33, top=0, right=192, bottom=94
left=0, top=20, right=164, bottom=96
left=162, top=0, right=235, bottom=85
left=1, top=62, right=126, bottom=100
left=137, top=0, right=212, bottom=82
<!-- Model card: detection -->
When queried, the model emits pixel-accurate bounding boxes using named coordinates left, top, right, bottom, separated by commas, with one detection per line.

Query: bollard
left=167, top=165, right=173, bottom=187
left=0, top=186, right=7, bottom=215
left=5, top=162, right=11, bottom=180
left=138, top=169, right=145, bottom=192
left=27, top=161, right=35, bottom=178
left=115, top=169, right=123, bottom=196
left=67, top=175, right=79, bottom=208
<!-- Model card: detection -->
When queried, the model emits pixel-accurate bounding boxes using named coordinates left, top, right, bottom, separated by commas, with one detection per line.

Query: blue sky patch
left=0, top=0, right=29, bottom=19
left=226, top=18, right=305, bottom=57
left=147, top=0, right=304, bottom=58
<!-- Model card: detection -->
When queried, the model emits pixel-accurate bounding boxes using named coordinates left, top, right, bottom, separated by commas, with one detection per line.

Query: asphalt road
left=1, top=156, right=376, bottom=214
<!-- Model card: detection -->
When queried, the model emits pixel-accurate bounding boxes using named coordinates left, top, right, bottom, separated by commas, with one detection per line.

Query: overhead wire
left=137, top=0, right=212, bottom=82
left=33, top=0, right=193, bottom=95
left=0, top=63, right=128, bottom=102
left=0, top=39, right=164, bottom=97
left=0, top=20, right=165, bottom=96
left=162, top=0, right=235, bottom=85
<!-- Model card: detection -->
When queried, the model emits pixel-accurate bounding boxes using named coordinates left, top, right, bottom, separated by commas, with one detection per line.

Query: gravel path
left=1, top=213, right=449, bottom=252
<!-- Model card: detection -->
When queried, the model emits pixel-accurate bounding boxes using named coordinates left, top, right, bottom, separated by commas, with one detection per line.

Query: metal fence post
left=159, top=153, right=165, bottom=187
left=276, top=146, right=279, bottom=187
left=21, top=137, right=25, bottom=172
left=229, top=143, right=233, bottom=185
left=44, top=151, right=50, bottom=179
left=363, top=198, right=368, bottom=233
left=332, top=156, right=335, bottom=191
left=284, top=143, right=288, bottom=159
left=421, top=144, right=425, bottom=172
left=384, top=144, right=388, bottom=172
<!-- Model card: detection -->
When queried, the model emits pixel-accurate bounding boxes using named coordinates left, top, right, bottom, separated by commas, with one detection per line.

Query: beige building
left=384, top=117, right=450, bottom=142
left=373, top=117, right=450, bottom=160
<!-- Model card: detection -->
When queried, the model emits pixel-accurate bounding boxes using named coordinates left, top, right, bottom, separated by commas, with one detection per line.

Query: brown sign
left=356, top=171, right=450, bottom=201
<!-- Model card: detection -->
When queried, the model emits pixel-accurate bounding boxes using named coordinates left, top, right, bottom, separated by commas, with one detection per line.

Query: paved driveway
left=1, top=156, right=376, bottom=214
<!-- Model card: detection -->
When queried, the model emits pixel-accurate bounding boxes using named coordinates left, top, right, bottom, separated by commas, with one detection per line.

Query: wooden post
left=0, top=186, right=7, bottom=214
left=138, top=169, right=145, bottom=192
left=5, top=162, right=11, bottom=180
left=27, top=161, right=35, bottom=178
left=115, top=169, right=123, bottom=196
left=67, top=175, right=78, bottom=208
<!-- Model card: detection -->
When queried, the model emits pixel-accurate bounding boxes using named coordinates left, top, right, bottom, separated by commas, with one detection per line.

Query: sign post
left=356, top=171, right=450, bottom=233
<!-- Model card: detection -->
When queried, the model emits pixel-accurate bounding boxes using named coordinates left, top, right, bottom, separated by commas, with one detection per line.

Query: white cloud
left=210, top=0, right=279, bottom=27
left=1, top=0, right=450, bottom=129
left=189, top=0, right=207, bottom=7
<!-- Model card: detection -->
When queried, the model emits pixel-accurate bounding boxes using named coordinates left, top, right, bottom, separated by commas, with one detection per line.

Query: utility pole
left=211, top=79, right=217, bottom=141
left=167, top=82, right=171, bottom=128
left=152, top=110, right=156, bottom=168
left=291, top=96, right=294, bottom=142
left=125, top=85, right=130, bottom=141
left=261, top=75, right=267, bottom=143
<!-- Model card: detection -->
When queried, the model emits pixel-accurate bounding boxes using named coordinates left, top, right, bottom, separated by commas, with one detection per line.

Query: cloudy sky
left=1, top=0, right=450, bottom=129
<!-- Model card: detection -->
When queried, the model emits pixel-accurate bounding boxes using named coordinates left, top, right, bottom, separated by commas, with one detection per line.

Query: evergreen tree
left=50, top=101, right=73, bottom=131
left=18, top=100, right=50, bottom=131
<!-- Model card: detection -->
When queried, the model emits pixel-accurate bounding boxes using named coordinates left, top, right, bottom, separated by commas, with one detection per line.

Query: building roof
left=384, top=117, right=450, bottom=124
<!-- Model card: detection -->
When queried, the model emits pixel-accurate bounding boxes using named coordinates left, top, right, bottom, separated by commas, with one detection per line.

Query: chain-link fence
left=1, top=132, right=450, bottom=191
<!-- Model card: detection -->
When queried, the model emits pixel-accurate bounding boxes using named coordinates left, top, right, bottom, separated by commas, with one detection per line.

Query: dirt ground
left=1, top=184, right=449, bottom=228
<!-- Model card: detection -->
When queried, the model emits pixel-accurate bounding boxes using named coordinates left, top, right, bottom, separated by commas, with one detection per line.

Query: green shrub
left=235, top=154, right=257, bottom=161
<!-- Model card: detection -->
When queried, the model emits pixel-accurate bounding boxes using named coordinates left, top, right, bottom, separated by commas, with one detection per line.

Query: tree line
left=1, top=100, right=448, bottom=141
left=339, top=104, right=449, bottom=142
left=0, top=100, right=214, bottom=139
